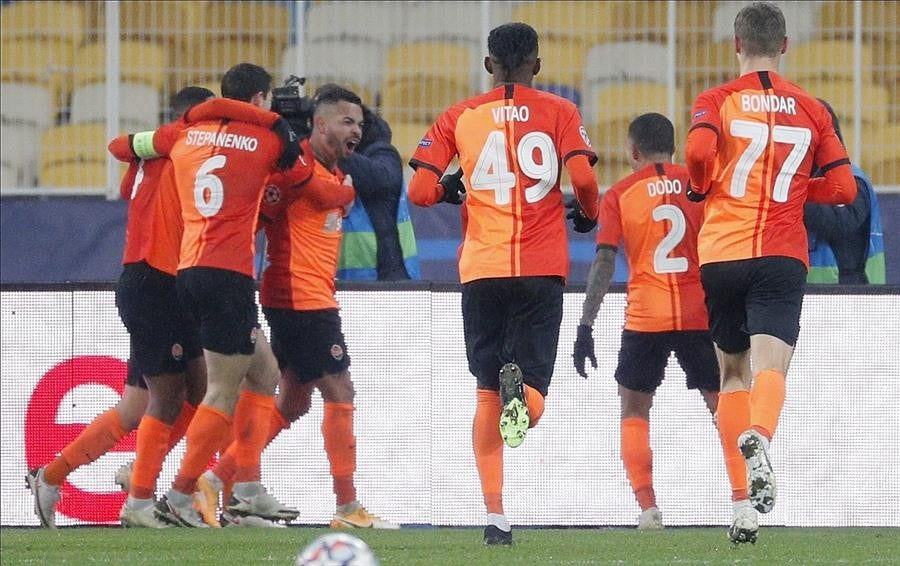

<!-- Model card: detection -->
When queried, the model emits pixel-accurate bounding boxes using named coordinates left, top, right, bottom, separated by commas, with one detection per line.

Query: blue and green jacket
left=806, top=164, right=884, bottom=284
left=337, top=112, right=419, bottom=280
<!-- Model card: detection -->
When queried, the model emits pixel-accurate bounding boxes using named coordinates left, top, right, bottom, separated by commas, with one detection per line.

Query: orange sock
left=130, top=415, right=172, bottom=499
left=44, top=408, right=127, bottom=486
left=717, top=390, right=751, bottom=501
left=166, top=402, right=196, bottom=452
left=524, top=385, right=545, bottom=428
left=750, top=369, right=786, bottom=440
left=621, top=417, right=656, bottom=511
left=172, top=404, right=231, bottom=494
left=232, top=390, right=276, bottom=483
left=323, top=402, right=357, bottom=506
left=473, top=389, right=504, bottom=515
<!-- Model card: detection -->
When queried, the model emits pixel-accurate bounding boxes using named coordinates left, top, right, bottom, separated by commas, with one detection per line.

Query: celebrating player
left=407, top=22, right=600, bottom=545
left=684, top=1, right=856, bottom=544
left=573, top=112, right=720, bottom=531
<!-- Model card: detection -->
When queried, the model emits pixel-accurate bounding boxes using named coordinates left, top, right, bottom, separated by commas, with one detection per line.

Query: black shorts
left=116, top=262, right=202, bottom=377
left=461, top=276, right=564, bottom=397
left=176, top=266, right=259, bottom=355
left=263, top=307, right=350, bottom=383
left=124, top=357, right=147, bottom=389
left=701, top=256, right=807, bottom=354
left=615, top=330, right=720, bottom=393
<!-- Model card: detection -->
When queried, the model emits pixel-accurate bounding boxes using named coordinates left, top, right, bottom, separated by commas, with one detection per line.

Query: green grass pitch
left=1, top=526, right=898, bottom=565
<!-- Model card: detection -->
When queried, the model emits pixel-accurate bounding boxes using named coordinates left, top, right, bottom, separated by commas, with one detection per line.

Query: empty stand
left=281, top=40, right=383, bottom=104
left=864, top=124, right=900, bottom=184
left=511, top=1, right=613, bottom=45
left=533, top=37, right=588, bottom=106
left=70, top=83, right=161, bottom=131
left=405, top=1, right=482, bottom=45
left=801, top=80, right=890, bottom=127
left=39, top=123, right=109, bottom=188
left=73, top=41, right=167, bottom=91
left=610, top=0, right=669, bottom=43
left=389, top=121, right=431, bottom=165
left=305, top=1, right=405, bottom=44
left=0, top=83, right=53, bottom=186
left=783, top=41, right=874, bottom=83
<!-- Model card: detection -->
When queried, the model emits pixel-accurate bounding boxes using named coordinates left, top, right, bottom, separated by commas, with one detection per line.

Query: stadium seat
left=675, top=1, right=716, bottom=47
left=1, top=161, right=17, bottom=188
left=0, top=38, right=73, bottom=113
left=587, top=82, right=685, bottom=162
left=783, top=41, right=874, bottom=83
left=532, top=37, right=588, bottom=104
left=585, top=42, right=670, bottom=86
left=39, top=123, right=108, bottom=171
left=610, top=0, right=668, bottom=43
left=203, top=1, right=291, bottom=53
left=712, top=1, right=820, bottom=43
left=0, top=1, right=83, bottom=49
left=305, top=1, right=405, bottom=45
left=1, top=123, right=42, bottom=187
left=864, top=124, right=900, bottom=185
left=184, top=38, right=279, bottom=85
left=511, top=1, right=613, bottom=45
left=73, top=41, right=167, bottom=92
left=0, top=83, right=54, bottom=129
left=389, top=121, right=430, bottom=165
left=405, top=1, right=482, bottom=45
left=382, top=41, right=475, bottom=122
left=70, top=83, right=161, bottom=131
left=678, top=40, right=736, bottom=105
left=801, top=80, right=889, bottom=127
left=820, top=1, right=900, bottom=41
left=40, top=161, right=108, bottom=189
left=281, top=40, right=383, bottom=104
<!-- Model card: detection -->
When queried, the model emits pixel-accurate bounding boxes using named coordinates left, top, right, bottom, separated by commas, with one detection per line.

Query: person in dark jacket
left=337, top=105, right=419, bottom=280
left=805, top=99, right=885, bottom=284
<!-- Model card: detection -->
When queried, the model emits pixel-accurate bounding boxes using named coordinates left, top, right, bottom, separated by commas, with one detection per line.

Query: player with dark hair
left=805, top=99, right=885, bottom=284
left=26, top=86, right=216, bottom=529
left=685, top=1, right=856, bottom=544
left=407, top=22, right=600, bottom=545
left=106, top=62, right=308, bottom=527
left=195, top=84, right=397, bottom=529
left=573, top=112, right=720, bottom=531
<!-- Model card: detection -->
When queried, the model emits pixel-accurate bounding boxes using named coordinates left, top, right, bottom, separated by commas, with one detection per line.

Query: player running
left=573, top=112, right=720, bottom=531
left=685, top=2, right=856, bottom=544
left=407, top=22, right=600, bottom=545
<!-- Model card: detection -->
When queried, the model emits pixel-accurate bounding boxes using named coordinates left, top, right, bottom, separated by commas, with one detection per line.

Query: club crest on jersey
left=171, top=343, right=183, bottom=361
left=330, top=344, right=344, bottom=360
left=418, top=138, right=433, bottom=148
left=263, top=185, right=281, bottom=205
left=579, top=125, right=592, bottom=148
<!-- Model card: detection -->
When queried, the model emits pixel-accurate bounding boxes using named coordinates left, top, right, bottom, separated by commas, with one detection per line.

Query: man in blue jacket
left=337, top=104, right=420, bottom=281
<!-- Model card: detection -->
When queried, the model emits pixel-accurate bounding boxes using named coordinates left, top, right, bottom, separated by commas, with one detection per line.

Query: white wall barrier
left=1, top=288, right=898, bottom=527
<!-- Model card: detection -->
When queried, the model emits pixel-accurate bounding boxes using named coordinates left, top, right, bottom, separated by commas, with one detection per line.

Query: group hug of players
left=28, top=5, right=856, bottom=547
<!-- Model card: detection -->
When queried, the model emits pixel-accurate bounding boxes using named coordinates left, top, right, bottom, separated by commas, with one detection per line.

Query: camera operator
left=337, top=104, right=420, bottom=281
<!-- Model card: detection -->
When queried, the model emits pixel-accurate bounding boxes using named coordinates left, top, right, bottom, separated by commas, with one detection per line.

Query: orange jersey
left=596, top=163, right=708, bottom=332
left=688, top=70, right=849, bottom=267
left=119, top=156, right=182, bottom=275
left=157, top=118, right=282, bottom=277
left=261, top=141, right=351, bottom=310
left=410, top=83, right=597, bottom=283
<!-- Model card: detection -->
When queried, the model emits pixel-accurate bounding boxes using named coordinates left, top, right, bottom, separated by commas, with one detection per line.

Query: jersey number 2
left=470, top=131, right=559, bottom=205
left=729, top=120, right=811, bottom=203
left=652, top=204, right=688, bottom=274
left=193, top=155, right=227, bottom=217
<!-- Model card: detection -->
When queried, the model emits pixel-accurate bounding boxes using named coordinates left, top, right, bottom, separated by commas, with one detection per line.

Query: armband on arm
left=131, top=131, right=160, bottom=160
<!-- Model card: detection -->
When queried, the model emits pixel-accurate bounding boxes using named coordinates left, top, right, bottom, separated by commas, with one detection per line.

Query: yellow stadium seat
left=39, top=123, right=108, bottom=171
left=820, top=1, right=900, bottom=41
left=381, top=78, right=471, bottom=124
left=801, top=80, right=890, bottom=127
left=0, top=1, right=83, bottom=47
left=40, top=161, right=108, bottom=188
left=0, top=38, right=73, bottom=110
left=384, top=42, right=473, bottom=87
left=203, top=1, right=290, bottom=51
left=676, top=1, right=716, bottom=47
left=611, top=0, right=668, bottom=43
left=511, top=1, right=613, bottom=44
left=862, top=124, right=900, bottom=184
left=183, top=38, right=280, bottom=85
left=389, top=122, right=431, bottom=165
left=534, top=37, right=588, bottom=94
left=678, top=40, right=735, bottom=102
left=73, top=41, right=167, bottom=91
left=783, top=40, right=874, bottom=83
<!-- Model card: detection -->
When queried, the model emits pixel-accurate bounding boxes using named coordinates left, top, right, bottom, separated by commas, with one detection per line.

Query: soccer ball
left=294, top=533, right=379, bottom=566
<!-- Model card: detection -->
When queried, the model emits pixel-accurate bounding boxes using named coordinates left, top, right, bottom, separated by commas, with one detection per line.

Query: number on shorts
left=470, top=130, right=559, bottom=205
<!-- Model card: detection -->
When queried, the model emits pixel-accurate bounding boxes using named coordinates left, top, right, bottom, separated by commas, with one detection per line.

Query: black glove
left=565, top=199, right=597, bottom=233
left=439, top=168, right=466, bottom=205
left=686, top=185, right=707, bottom=202
left=272, top=118, right=301, bottom=170
left=573, top=324, right=597, bottom=378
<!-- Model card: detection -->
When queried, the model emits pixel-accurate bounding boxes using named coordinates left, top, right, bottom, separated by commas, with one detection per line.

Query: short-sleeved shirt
left=597, top=162, right=708, bottom=332
left=410, top=83, right=597, bottom=283
left=154, top=116, right=283, bottom=277
left=689, top=70, right=849, bottom=268
left=119, top=154, right=182, bottom=276
left=261, top=139, right=346, bottom=311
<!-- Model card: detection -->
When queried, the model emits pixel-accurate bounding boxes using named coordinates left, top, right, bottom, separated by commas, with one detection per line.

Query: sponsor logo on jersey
left=579, top=125, right=592, bottom=148
left=418, top=138, right=433, bottom=148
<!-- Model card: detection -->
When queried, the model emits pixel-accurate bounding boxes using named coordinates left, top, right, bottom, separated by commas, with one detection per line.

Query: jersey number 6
left=470, top=130, right=559, bottom=205
left=193, top=155, right=227, bottom=217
